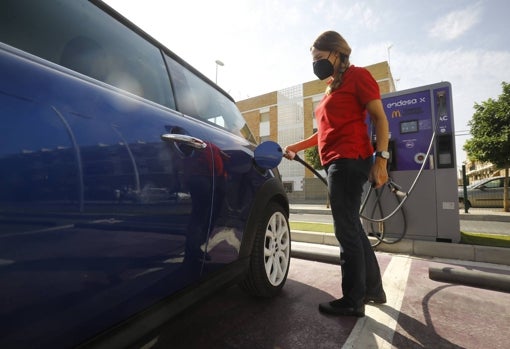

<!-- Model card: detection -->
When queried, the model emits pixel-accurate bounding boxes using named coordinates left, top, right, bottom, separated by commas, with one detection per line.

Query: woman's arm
left=283, top=132, right=318, bottom=159
left=366, top=99, right=389, bottom=188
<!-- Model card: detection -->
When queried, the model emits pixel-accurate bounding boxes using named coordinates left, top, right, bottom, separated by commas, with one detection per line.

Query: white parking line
left=342, top=255, right=412, bottom=349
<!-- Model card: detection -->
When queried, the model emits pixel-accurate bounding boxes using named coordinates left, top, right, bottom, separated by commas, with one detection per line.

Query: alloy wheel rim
left=263, top=211, right=290, bottom=286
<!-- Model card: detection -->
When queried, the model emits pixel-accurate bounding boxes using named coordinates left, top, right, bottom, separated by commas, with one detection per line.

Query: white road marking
left=342, top=254, right=412, bottom=349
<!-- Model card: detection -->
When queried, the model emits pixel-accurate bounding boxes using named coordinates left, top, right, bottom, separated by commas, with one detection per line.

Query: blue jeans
left=326, top=157, right=384, bottom=306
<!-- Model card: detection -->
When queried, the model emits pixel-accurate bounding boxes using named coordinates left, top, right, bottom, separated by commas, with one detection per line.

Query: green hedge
left=290, top=221, right=510, bottom=248
left=460, top=231, right=510, bottom=248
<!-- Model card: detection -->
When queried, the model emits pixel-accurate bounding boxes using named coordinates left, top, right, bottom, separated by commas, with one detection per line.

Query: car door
left=481, top=178, right=504, bottom=208
left=165, top=54, right=264, bottom=275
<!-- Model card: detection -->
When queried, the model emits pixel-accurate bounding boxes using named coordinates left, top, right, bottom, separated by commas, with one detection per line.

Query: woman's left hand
left=369, top=160, right=388, bottom=188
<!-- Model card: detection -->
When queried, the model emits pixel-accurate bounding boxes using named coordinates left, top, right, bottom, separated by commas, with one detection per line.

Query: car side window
left=0, top=0, right=175, bottom=109
left=165, top=55, right=257, bottom=144
left=484, top=179, right=501, bottom=189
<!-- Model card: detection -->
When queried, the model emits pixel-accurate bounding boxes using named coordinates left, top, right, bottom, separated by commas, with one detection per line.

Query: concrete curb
left=291, top=230, right=510, bottom=266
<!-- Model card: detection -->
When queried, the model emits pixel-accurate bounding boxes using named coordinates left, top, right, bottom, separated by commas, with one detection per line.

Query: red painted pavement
left=151, top=253, right=510, bottom=349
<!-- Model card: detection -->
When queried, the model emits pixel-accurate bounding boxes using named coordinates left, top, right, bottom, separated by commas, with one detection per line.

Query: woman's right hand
left=283, top=146, right=296, bottom=160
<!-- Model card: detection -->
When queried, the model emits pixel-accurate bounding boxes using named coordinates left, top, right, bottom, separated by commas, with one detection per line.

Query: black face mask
left=313, top=54, right=334, bottom=80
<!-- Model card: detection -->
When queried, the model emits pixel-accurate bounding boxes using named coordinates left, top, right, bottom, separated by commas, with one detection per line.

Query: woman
left=284, top=31, right=389, bottom=317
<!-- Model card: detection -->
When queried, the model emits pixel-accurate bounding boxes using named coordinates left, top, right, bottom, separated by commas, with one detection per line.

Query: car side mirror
left=254, top=141, right=283, bottom=169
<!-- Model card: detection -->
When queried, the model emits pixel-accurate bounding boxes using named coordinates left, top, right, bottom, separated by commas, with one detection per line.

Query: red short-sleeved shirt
left=315, top=65, right=380, bottom=166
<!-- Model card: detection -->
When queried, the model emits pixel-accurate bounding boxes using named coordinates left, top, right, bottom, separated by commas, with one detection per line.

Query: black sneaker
left=318, top=298, right=365, bottom=317
left=364, top=290, right=387, bottom=304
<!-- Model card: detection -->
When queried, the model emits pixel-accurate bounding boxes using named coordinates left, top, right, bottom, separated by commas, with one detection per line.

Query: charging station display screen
left=400, top=120, right=418, bottom=134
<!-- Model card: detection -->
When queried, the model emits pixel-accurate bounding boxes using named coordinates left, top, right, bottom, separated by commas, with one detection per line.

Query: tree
left=304, top=145, right=329, bottom=207
left=463, top=81, right=510, bottom=211
left=304, top=145, right=323, bottom=170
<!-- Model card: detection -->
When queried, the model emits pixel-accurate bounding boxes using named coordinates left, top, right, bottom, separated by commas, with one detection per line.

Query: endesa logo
left=386, top=96, right=427, bottom=109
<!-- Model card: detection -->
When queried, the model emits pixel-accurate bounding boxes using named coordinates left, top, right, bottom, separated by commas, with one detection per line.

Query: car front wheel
left=459, top=197, right=471, bottom=209
left=240, top=202, right=291, bottom=297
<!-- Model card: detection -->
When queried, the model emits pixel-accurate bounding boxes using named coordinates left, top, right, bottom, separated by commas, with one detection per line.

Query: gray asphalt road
left=289, top=213, right=510, bottom=236
left=459, top=220, right=509, bottom=235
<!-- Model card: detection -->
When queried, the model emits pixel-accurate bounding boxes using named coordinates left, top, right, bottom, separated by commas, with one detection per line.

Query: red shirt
left=315, top=65, right=380, bottom=166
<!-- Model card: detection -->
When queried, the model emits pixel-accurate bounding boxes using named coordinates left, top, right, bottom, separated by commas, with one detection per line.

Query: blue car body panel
left=0, top=43, right=281, bottom=348
left=0, top=45, right=207, bottom=347
left=0, top=0, right=289, bottom=347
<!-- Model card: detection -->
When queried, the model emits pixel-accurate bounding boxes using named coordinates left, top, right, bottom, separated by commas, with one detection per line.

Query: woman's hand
left=369, top=159, right=388, bottom=188
left=283, top=146, right=297, bottom=160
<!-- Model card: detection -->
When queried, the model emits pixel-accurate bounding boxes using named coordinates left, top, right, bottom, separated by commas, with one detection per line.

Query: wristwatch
left=375, top=151, right=390, bottom=160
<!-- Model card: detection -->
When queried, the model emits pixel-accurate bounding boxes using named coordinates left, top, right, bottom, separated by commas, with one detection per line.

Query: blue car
left=0, top=1, right=290, bottom=348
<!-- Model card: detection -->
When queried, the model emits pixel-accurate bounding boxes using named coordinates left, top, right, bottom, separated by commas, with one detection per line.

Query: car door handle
left=160, top=133, right=207, bottom=150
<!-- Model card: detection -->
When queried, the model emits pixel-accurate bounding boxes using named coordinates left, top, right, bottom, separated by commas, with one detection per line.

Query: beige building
left=462, top=160, right=505, bottom=184
left=236, top=61, right=395, bottom=202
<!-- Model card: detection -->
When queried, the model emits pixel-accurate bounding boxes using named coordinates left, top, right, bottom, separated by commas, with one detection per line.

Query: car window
left=165, top=55, right=257, bottom=144
left=484, top=179, right=502, bottom=189
left=0, top=0, right=175, bottom=109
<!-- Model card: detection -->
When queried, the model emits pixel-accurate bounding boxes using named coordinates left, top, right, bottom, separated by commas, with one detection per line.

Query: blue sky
left=104, top=0, right=510, bottom=167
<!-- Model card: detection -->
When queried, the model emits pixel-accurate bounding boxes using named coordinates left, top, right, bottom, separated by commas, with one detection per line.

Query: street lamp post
left=215, top=59, right=224, bottom=84
left=387, top=44, right=393, bottom=67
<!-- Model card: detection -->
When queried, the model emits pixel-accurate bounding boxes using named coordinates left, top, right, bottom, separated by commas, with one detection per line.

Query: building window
left=312, top=100, right=320, bottom=131
left=283, top=181, right=294, bottom=193
left=260, top=111, right=270, bottom=137
left=259, top=112, right=271, bottom=141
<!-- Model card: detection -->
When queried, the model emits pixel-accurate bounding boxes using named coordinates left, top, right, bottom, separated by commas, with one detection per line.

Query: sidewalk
left=289, top=204, right=510, bottom=266
left=457, top=207, right=510, bottom=221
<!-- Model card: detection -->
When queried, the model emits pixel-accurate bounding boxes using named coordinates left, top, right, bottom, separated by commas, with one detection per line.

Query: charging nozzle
left=387, top=179, right=407, bottom=198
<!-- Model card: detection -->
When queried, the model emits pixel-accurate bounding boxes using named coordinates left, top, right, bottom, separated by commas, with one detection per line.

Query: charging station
left=364, top=81, right=460, bottom=243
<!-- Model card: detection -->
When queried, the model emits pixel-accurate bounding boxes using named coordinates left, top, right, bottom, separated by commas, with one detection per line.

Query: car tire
left=459, top=198, right=471, bottom=209
left=240, top=202, right=291, bottom=298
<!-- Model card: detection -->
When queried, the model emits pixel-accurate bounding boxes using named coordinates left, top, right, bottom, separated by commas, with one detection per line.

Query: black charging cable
left=289, top=152, right=409, bottom=222
left=292, top=153, right=328, bottom=186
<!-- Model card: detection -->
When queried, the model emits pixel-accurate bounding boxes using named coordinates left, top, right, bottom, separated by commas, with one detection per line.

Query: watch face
left=378, top=151, right=390, bottom=159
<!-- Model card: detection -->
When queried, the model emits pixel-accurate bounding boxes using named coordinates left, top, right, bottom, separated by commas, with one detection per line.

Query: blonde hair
left=312, top=31, right=351, bottom=94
